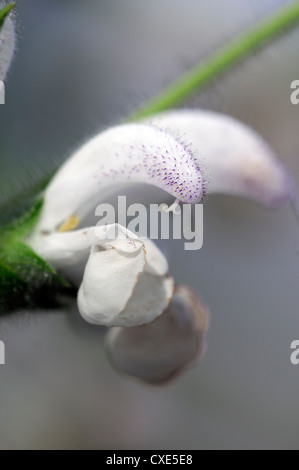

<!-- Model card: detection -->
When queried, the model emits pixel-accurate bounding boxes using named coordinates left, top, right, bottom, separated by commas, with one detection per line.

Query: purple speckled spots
left=37, top=123, right=205, bottom=231
left=92, top=125, right=205, bottom=204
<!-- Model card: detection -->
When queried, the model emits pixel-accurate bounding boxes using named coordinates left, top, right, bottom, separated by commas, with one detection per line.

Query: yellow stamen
left=58, top=215, right=80, bottom=232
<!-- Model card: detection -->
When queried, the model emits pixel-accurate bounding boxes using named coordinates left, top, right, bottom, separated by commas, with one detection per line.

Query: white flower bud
left=107, top=285, right=209, bottom=385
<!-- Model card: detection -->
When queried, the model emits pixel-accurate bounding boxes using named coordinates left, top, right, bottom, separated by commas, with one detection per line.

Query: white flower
left=27, top=111, right=294, bottom=328
left=0, top=8, right=15, bottom=81
left=28, top=122, right=203, bottom=327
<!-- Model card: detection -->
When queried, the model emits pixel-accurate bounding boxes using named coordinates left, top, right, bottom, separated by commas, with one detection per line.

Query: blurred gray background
left=0, top=0, right=298, bottom=450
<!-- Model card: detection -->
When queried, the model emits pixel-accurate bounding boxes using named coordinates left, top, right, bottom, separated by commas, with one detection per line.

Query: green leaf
left=2, top=241, right=69, bottom=288
left=0, top=195, right=74, bottom=315
left=0, top=248, right=74, bottom=315
left=0, top=258, right=26, bottom=314
left=0, top=3, right=15, bottom=29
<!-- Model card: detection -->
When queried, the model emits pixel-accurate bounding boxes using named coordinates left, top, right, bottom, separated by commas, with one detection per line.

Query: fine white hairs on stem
left=0, top=7, right=15, bottom=81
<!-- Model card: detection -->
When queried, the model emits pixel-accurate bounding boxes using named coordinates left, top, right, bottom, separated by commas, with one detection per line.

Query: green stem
left=0, top=3, right=15, bottom=28
left=127, top=1, right=299, bottom=121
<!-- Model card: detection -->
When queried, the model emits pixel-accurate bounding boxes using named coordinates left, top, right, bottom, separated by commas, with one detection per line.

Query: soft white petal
left=115, top=272, right=174, bottom=327
left=107, top=285, right=209, bottom=385
left=78, top=239, right=146, bottom=327
left=27, top=223, right=141, bottom=269
left=143, top=238, right=168, bottom=276
left=146, top=110, right=294, bottom=208
left=95, top=223, right=140, bottom=252
left=27, top=226, right=96, bottom=269
left=0, top=15, right=15, bottom=81
left=35, top=123, right=204, bottom=232
left=27, top=220, right=172, bottom=327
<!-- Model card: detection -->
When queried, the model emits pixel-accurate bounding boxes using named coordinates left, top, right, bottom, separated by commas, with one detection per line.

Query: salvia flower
left=26, top=109, right=294, bottom=382
left=27, top=121, right=207, bottom=327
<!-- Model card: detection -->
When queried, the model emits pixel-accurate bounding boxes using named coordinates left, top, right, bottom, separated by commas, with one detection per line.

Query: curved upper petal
left=145, top=110, right=294, bottom=208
